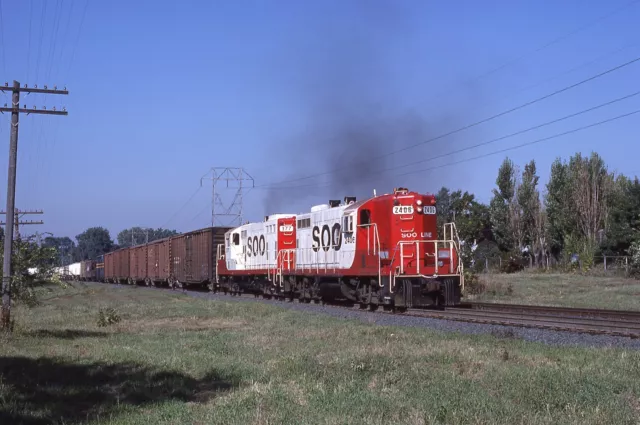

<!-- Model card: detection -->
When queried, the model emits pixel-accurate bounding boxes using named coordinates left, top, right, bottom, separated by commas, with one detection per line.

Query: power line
left=34, top=0, right=47, bottom=82
left=158, top=186, right=202, bottom=229
left=54, top=0, right=75, bottom=82
left=258, top=55, right=640, bottom=189
left=380, top=90, right=640, bottom=175
left=45, top=0, right=64, bottom=83
left=26, top=0, right=33, bottom=82
left=0, top=0, right=6, bottom=76
left=458, top=0, right=640, bottom=89
left=421, top=0, right=640, bottom=105
left=65, top=0, right=89, bottom=78
left=265, top=108, right=640, bottom=190
left=485, top=42, right=638, bottom=112
left=396, top=109, right=640, bottom=178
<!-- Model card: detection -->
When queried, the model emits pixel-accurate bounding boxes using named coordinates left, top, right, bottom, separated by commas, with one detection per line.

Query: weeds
left=4, top=283, right=640, bottom=425
left=97, top=307, right=121, bottom=327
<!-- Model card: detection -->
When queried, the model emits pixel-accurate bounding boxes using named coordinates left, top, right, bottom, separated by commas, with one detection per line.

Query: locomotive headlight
left=416, top=206, right=423, bottom=213
left=416, top=199, right=423, bottom=206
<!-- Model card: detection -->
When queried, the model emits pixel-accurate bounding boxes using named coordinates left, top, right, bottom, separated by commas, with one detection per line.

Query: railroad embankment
left=1, top=282, right=640, bottom=424
left=470, top=272, right=640, bottom=311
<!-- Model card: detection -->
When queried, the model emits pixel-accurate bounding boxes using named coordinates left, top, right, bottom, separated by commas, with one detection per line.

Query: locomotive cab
left=378, top=187, right=463, bottom=309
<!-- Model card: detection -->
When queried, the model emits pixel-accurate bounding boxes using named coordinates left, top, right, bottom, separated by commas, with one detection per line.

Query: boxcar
left=114, top=248, right=131, bottom=284
left=147, top=237, right=171, bottom=286
left=96, top=254, right=105, bottom=282
left=169, top=227, right=230, bottom=288
left=104, top=252, right=115, bottom=283
left=80, top=260, right=95, bottom=281
left=129, top=244, right=148, bottom=284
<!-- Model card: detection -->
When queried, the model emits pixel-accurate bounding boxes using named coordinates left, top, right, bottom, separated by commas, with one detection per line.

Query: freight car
left=80, top=260, right=96, bottom=281
left=214, top=187, right=464, bottom=310
left=100, top=227, right=231, bottom=289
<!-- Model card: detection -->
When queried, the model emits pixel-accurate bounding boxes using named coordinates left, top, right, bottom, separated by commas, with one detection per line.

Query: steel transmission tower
left=200, top=168, right=254, bottom=227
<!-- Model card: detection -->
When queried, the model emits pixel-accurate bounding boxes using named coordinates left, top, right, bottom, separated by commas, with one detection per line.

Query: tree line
left=43, top=227, right=178, bottom=265
left=26, top=150, right=640, bottom=273
left=436, top=151, right=640, bottom=272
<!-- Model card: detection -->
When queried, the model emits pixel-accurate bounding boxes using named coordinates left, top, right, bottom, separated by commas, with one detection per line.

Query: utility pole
left=200, top=167, right=254, bottom=227
left=0, top=209, right=44, bottom=240
left=0, top=80, right=68, bottom=330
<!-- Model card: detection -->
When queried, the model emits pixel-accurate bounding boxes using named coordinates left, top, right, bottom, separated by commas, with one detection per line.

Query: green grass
left=469, top=272, right=640, bottom=311
left=1, top=282, right=640, bottom=424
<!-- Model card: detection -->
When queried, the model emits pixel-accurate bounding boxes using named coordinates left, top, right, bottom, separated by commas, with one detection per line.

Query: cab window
left=360, top=209, right=371, bottom=226
left=232, top=233, right=239, bottom=245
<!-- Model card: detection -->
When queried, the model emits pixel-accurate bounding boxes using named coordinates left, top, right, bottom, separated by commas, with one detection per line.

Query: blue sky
left=0, top=0, right=638, bottom=242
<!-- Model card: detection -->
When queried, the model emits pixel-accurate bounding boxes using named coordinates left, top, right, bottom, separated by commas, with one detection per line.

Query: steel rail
left=463, top=302, right=640, bottom=321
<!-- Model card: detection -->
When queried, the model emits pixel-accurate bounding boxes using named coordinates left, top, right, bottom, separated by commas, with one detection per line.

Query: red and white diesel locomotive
left=215, top=187, right=464, bottom=310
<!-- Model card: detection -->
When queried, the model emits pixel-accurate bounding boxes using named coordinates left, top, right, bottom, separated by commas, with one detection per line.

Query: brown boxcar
left=129, top=245, right=148, bottom=284
left=104, top=251, right=116, bottom=283
left=169, top=227, right=230, bottom=288
left=114, top=248, right=131, bottom=283
left=80, top=260, right=95, bottom=281
left=147, top=237, right=171, bottom=286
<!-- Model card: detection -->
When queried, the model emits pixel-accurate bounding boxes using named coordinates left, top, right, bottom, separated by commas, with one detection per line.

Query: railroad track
left=204, top=288, right=640, bottom=339
left=462, top=301, right=640, bottom=321
left=88, top=281, right=640, bottom=339
left=402, top=306, right=640, bottom=338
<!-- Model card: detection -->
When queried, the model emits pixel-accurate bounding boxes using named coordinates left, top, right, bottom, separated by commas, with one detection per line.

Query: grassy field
left=1, top=282, right=640, bottom=424
left=469, top=272, right=640, bottom=311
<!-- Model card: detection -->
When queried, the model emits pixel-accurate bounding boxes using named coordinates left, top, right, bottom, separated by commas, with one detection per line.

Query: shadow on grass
left=0, top=356, right=239, bottom=425
left=22, top=329, right=109, bottom=339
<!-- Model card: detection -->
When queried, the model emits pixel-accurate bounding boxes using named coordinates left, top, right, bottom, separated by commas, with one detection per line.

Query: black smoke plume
left=262, top=1, right=471, bottom=215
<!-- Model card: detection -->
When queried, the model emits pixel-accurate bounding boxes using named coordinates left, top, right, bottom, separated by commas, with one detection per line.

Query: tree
left=517, top=160, right=540, bottom=248
left=566, top=152, right=614, bottom=259
left=435, top=186, right=493, bottom=269
left=435, top=187, right=453, bottom=232
left=435, top=187, right=491, bottom=243
left=545, top=158, right=571, bottom=258
left=601, top=175, right=640, bottom=255
left=116, top=227, right=179, bottom=248
left=490, top=157, right=517, bottom=252
left=42, top=236, right=76, bottom=265
left=0, top=234, right=61, bottom=329
left=75, top=227, right=114, bottom=261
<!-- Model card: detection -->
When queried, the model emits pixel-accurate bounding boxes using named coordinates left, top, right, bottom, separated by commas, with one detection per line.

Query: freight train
left=74, top=188, right=465, bottom=310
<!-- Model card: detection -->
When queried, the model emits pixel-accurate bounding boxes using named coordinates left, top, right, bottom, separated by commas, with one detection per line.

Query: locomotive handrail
left=216, top=244, right=223, bottom=283
left=271, top=248, right=295, bottom=287
left=388, top=222, right=464, bottom=294
left=357, top=222, right=382, bottom=288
